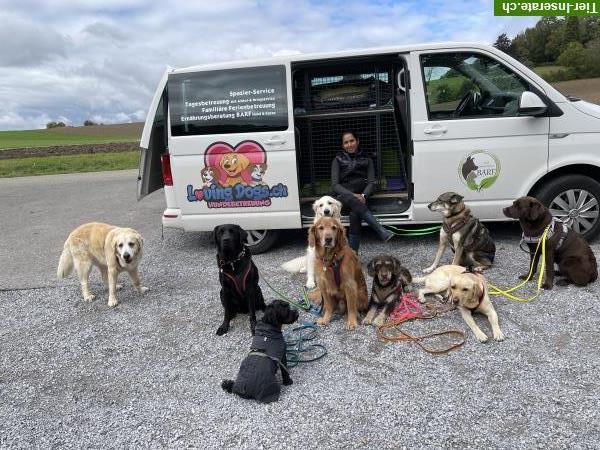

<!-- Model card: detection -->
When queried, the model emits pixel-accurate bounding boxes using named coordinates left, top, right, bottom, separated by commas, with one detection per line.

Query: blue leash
left=285, top=322, right=328, bottom=368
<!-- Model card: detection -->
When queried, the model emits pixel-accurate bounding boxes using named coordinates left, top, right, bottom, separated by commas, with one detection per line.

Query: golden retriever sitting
left=309, top=217, right=368, bottom=330
left=220, top=153, right=250, bottom=187
left=57, top=222, right=147, bottom=307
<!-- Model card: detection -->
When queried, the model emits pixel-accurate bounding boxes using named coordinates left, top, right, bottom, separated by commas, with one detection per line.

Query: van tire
left=246, top=229, right=279, bottom=254
left=535, top=174, right=600, bottom=242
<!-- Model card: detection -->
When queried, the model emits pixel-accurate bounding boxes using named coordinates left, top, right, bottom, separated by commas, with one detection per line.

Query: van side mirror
left=518, top=91, right=547, bottom=116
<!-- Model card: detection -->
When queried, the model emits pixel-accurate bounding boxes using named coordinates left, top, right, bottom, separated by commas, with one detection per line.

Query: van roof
left=171, top=41, right=497, bottom=73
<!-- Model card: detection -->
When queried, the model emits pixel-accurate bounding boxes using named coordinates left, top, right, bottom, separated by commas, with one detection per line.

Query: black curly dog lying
left=221, top=300, right=299, bottom=403
left=214, top=224, right=266, bottom=336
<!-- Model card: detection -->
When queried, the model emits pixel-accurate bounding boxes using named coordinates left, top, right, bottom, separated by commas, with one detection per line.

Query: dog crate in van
left=292, top=56, right=410, bottom=222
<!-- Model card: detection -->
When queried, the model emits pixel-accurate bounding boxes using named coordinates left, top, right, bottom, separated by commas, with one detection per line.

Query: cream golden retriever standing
left=413, top=265, right=504, bottom=343
left=281, top=196, right=342, bottom=289
left=57, top=222, right=147, bottom=307
left=309, top=217, right=368, bottom=330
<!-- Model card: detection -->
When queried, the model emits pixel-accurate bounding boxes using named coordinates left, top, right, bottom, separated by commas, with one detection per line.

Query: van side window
left=420, top=53, right=530, bottom=120
left=168, top=65, right=288, bottom=136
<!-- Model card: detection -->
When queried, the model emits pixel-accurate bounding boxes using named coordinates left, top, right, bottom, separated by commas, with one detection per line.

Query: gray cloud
left=0, top=0, right=535, bottom=130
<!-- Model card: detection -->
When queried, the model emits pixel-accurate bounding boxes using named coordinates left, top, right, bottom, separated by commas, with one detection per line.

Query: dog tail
left=57, top=242, right=74, bottom=279
left=281, top=255, right=306, bottom=273
left=221, top=379, right=234, bottom=393
left=412, top=276, right=427, bottom=284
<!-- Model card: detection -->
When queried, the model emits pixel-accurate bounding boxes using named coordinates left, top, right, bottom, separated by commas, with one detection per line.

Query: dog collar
left=521, top=217, right=568, bottom=249
left=218, top=246, right=247, bottom=271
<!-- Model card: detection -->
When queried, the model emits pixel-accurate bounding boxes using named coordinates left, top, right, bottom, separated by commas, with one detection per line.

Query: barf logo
left=458, top=151, right=501, bottom=191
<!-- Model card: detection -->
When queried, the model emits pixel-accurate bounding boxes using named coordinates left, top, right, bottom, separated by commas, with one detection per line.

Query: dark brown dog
left=363, top=255, right=412, bottom=326
left=503, top=196, right=598, bottom=289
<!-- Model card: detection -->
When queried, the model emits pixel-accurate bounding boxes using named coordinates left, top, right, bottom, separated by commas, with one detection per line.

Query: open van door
left=137, top=69, right=169, bottom=200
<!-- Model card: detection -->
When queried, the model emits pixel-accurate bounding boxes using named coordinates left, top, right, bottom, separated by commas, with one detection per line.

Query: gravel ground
left=1, top=172, right=599, bottom=449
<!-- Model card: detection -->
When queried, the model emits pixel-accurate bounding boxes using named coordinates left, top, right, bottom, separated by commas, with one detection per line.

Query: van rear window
left=169, top=65, right=288, bottom=136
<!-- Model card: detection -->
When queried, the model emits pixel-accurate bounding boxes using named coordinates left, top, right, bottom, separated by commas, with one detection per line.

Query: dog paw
left=138, top=286, right=149, bottom=294
left=317, top=317, right=329, bottom=327
left=346, top=321, right=357, bottom=331
left=493, top=330, right=505, bottom=342
left=555, top=279, right=569, bottom=287
left=476, top=333, right=489, bottom=343
left=83, top=293, right=95, bottom=302
left=216, top=325, right=229, bottom=336
left=283, top=378, right=293, bottom=386
left=423, top=266, right=435, bottom=274
left=107, top=297, right=118, bottom=308
left=305, top=279, right=316, bottom=290
left=361, top=317, right=372, bottom=326
left=542, top=282, right=553, bottom=290
left=373, top=316, right=385, bottom=327
left=115, top=284, right=123, bottom=291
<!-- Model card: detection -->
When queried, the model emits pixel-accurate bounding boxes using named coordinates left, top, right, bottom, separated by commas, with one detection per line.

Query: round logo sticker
left=458, top=151, right=501, bottom=191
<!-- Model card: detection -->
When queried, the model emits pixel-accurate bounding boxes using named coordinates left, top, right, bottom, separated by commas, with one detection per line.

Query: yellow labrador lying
left=413, top=265, right=504, bottom=343
left=57, top=222, right=147, bottom=307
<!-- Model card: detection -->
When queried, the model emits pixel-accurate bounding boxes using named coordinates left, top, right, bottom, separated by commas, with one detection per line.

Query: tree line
left=494, top=16, right=600, bottom=81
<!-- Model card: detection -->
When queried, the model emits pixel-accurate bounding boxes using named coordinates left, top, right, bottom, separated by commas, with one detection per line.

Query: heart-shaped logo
left=204, top=140, right=267, bottom=186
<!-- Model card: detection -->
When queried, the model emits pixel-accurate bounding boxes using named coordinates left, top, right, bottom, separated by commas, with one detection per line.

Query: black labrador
left=214, top=224, right=266, bottom=335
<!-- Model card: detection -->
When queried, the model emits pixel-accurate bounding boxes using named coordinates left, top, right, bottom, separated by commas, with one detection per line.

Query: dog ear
left=527, top=200, right=545, bottom=222
left=261, top=303, right=277, bottom=326
left=336, top=222, right=348, bottom=250
left=235, top=225, right=248, bottom=246
left=308, top=224, right=317, bottom=248
left=398, top=266, right=412, bottom=286
left=213, top=225, right=222, bottom=247
left=367, top=258, right=377, bottom=277
left=332, top=198, right=342, bottom=217
left=238, top=154, right=250, bottom=170
left=312, top=200, right=319, bottom=214
left=450, top=193, right=464, bottom=204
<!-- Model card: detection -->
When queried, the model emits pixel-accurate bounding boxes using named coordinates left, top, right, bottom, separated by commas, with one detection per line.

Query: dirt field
left=551, top=78, right=600, bottom=104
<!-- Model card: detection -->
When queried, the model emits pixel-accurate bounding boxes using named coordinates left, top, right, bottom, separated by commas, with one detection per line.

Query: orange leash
left=377, top=302, right=466, bottom=355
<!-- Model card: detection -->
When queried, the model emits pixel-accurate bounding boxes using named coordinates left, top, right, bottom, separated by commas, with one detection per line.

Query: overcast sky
left=0, top=0, right=536, bottom=130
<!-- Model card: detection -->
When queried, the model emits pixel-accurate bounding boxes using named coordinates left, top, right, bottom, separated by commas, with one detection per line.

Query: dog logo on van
left=458, top=151, right=501, bottom=191
left=186, top=140, right=288, bottom=208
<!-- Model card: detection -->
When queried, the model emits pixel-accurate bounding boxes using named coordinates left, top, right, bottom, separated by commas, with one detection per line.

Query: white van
left=138, top=42, right=600, bottom=253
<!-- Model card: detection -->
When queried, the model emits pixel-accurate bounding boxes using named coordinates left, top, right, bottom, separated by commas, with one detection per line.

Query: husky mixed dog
left=424, top=192, right=496, bottom=274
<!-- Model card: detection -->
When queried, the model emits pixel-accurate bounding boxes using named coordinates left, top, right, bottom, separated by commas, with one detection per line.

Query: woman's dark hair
left=341, top=129, right=359, bottom=141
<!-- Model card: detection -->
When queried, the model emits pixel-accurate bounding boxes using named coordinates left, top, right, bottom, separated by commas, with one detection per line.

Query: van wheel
left=535, top=175, right=600, bottom=241
left=245, top=229, right=279, bottom=254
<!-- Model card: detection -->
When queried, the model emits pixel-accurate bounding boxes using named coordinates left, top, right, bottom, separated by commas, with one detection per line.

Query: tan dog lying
left=57, top=222, right=147, bottom=307
left=413, top=265, right=504, bottom=343
left=309, top=217, right=368, bottom=330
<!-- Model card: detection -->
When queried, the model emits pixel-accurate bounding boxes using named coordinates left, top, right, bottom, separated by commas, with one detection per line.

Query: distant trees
left=46, top=121, right=66, bottom=129
left=495, top=16, right=600, bottom=81
left=83, top=120, right=98, bottom=126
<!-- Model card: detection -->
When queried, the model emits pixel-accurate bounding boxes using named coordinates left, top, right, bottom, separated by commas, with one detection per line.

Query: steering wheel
left=453, top=90, right=481, bottom=117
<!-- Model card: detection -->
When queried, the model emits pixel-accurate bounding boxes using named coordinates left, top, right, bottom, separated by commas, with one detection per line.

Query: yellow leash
left=487, top=226, right=550, bottom=303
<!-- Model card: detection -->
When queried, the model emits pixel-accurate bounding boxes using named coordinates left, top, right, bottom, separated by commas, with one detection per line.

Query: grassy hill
left=0, top=122, right=143, bottom=150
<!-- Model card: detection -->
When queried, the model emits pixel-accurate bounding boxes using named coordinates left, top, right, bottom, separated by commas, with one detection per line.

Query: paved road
left=1, top=171, right=599, bottom=448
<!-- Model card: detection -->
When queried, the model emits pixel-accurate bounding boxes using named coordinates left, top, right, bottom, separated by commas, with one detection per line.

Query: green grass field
left=0, top=151, right=139, bottom=178
left=0, top=123, right=143, bottom=150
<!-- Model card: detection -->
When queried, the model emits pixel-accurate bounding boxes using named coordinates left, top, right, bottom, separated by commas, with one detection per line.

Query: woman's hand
left=354, top=193, right=366, bottom=204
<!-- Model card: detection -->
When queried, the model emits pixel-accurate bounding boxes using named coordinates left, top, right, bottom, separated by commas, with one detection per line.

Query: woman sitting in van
left=331, top=130, right=393, bottom=252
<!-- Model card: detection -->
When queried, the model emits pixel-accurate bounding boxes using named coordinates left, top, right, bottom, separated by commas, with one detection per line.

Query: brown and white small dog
left=363, top=255, right=412, bottom=326
left=57, top=222, right=147, bottom=307
left=309, top=217, right=368, bottom=330
left=281, top=196, right=342, bottom=289
left=413, top=265, right=504, bottom=343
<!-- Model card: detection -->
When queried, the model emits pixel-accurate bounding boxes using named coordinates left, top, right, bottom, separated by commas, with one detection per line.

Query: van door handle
left=423, top=126, right=447, bottom=135
left=265, top=138, right=286, bottom=146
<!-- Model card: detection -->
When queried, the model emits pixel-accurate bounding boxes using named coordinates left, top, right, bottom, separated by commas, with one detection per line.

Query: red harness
left=222, top=263, right=253, bottom=298
left=321, top=252, right=347, bottom=288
